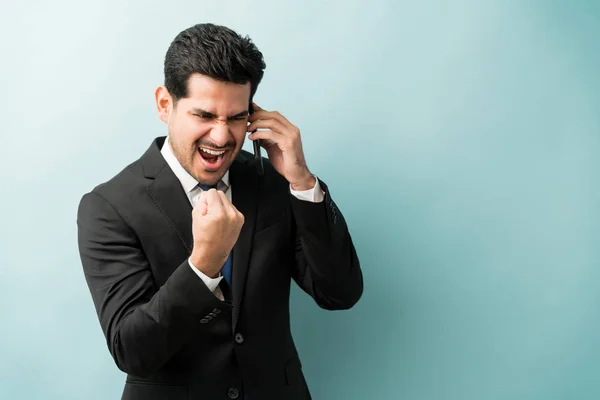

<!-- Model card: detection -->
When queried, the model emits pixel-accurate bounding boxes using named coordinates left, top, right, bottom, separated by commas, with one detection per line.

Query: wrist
left=190, top=250, right=222, bottom=278
left=290, top=173, right=316, bottom=191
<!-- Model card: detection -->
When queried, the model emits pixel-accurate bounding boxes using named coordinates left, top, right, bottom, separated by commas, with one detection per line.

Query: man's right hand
left=190, top=189, right=245, bottom=277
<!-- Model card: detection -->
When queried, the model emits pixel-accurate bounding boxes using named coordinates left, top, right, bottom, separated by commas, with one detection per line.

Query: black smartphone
left=249, top=102, right=264, bottom=175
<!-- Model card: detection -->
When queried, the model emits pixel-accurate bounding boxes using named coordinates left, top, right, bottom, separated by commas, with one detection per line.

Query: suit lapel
left=147, top=169, right=194, bottom=254
left=229, top=158, right=259, bottom=332
left=143, top=137, right=194, bottom=254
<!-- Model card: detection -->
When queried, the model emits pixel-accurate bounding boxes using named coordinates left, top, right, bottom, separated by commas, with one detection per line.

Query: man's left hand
left=247, top=103, right=316, bottom=191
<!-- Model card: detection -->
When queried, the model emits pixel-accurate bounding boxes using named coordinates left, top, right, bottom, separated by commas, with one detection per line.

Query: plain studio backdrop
left=1, top=1, right=599, bottom=399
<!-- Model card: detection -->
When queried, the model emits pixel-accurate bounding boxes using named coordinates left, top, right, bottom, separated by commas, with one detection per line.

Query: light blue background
left=1, top=1, right=599, bottom=399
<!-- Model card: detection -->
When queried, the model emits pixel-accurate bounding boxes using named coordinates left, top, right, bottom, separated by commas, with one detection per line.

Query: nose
left=210, top=120, right=231, bottom=147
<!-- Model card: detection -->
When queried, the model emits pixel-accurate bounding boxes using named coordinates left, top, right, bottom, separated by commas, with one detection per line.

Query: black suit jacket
left=77, top=137, right=363, bottom=399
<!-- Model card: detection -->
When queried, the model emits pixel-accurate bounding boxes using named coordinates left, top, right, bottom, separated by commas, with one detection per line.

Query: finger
left=246, top=118, right=288, bottom=134
left=204, top=188, right=225, bottom=215
left=247, top=103, right=263, bottom=121
left=217, top=190, right=237, bottom=217
left=248, top=129, right=286, bottom=147
left=250, top=103, right=295, bottom=129
left=249, top=111, right=293, bottom=130
left=196, top=191, right=209, bottom=216
left=258, top=137, right=278, bottom=149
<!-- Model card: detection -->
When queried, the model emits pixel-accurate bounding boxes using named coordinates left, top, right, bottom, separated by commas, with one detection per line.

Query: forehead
left=183, top=74, right=251, bottom=107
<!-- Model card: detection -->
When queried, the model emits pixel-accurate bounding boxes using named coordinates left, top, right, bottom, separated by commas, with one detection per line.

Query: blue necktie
left=197, top=183, right=233, bottom=287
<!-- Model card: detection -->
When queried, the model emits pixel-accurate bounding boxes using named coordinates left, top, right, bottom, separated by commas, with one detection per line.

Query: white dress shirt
left=160, top=135, right=324, bottom=296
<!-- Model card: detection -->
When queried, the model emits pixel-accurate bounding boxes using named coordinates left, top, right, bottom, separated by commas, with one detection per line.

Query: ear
left=155, top=86, right=172, bottom=124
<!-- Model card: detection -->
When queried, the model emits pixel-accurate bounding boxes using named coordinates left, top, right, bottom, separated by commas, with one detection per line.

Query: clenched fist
left=190, top=189, right=245, bottom=278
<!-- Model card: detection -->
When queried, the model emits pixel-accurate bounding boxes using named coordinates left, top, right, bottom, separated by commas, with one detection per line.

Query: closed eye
left=196, top=115, right=245, bottom=122
left=190, top=109, right=248, bottom=121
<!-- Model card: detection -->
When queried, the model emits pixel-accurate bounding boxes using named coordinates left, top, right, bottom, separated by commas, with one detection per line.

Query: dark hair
left=164, top=23, right=266, bottom=104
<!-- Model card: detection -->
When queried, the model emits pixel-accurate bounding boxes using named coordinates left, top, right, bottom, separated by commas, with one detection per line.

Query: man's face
left=156, top=73, right=251, bottom=186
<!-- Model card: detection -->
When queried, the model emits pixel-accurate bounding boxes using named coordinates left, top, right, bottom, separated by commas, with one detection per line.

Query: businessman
left=77, top=23, right=363, bottom=400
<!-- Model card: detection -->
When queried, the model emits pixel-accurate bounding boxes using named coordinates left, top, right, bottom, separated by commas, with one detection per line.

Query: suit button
left=213, top=308, right=221, bottom=314
left=228, top=387, right=239, bottom=399
left=200, top=318, right=209, bottom=324
left=235, top=332, right=244, bottom=344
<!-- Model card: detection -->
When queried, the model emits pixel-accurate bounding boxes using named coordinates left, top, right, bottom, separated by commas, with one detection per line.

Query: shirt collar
left=160, top=135, right=230, bottom=194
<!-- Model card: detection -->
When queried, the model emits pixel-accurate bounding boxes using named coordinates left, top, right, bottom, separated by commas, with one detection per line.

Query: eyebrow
left=191, top=108, right=249, bottom=119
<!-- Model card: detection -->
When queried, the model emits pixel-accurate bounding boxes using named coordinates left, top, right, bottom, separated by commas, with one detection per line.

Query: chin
left=192, top=158, right=228, bottom=184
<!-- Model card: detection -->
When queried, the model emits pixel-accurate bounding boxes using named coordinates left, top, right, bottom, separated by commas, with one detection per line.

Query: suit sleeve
left=289, top=178, right=363, bottom=310
left=77, top=191, right=231, bottom=377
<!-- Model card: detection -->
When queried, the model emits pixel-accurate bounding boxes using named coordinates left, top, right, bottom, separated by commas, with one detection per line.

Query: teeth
left=200, top=148, right=225, bottom=155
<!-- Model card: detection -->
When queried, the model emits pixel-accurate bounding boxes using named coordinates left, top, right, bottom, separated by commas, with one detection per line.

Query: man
left=77, top=23, right=363, bottom=400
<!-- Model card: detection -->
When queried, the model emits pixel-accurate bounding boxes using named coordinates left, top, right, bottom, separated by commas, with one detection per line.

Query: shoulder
left=78, top=155, right=148, bottom=218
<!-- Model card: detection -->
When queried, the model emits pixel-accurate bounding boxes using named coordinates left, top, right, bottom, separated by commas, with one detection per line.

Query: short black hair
left=164, top=23, right=266, bottom=104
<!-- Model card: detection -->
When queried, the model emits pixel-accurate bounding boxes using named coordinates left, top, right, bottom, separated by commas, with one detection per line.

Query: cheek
left=231, top=125, right=248, bottom=145
left=182, top=121, right=211, bottom=145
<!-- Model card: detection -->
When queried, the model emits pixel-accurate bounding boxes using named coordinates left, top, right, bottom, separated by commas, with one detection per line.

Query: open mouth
left=198, top=147, right=227, bottom=170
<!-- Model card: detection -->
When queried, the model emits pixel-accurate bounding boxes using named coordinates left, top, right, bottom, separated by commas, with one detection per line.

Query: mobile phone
left=249, top=102, right=264, bottom=176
